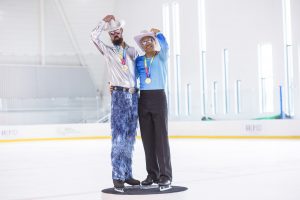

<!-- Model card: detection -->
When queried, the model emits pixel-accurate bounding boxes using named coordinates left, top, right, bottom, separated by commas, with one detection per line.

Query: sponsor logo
left=0, top=129, right=18, bottom=137
left=245, top=124, right=262, bottom=133
left=56, top=127, right=81, bottom=136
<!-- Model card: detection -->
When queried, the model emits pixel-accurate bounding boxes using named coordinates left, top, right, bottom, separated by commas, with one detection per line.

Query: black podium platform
left=102, top=185, right=188, bottom=195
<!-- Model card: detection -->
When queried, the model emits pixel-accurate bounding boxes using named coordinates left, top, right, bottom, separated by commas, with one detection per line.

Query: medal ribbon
left=116, top=46, right=126, bottom=65
left=121, top=49, right=126, bottom=65
left=144, top=56, right=155, bottom=78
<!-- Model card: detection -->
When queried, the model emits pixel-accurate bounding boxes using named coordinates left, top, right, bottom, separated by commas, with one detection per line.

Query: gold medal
left=122, top=65, right=128, bottom=71
left=145, top=78, right=152, bottom=84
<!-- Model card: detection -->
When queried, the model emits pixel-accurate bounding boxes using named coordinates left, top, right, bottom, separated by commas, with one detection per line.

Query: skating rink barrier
left=1, top=120, right=300, bottom=142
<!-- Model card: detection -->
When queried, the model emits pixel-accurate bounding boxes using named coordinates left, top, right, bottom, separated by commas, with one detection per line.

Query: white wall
left=115, top=0, right=299, bottom=120
left=0, top=0, right=116, bottom=124
left=0, top=66, right=95, bottom=98
left=205, top=0, right=285, bottom=118
left=0, top=0, right=299, bottom=124
left=0, top=0, right=116, bottom=97
left=0, top=0, right=40, bottom=64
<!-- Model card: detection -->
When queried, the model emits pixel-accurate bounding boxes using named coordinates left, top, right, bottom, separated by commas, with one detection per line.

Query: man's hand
left=150, top=28, right=160, bottom=35
left=103, top=15, right=115, bottom=23
left=109, top=85, right=114, bottom=95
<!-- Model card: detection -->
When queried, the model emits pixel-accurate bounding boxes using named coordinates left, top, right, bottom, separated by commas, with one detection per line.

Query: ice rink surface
left=0, top=138, right=300, bottom=200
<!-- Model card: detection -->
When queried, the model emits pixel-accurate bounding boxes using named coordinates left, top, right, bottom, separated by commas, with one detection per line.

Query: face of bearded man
left=112, top=37, right=123, bottom=46
left=109, top=28, right=123, bottom=46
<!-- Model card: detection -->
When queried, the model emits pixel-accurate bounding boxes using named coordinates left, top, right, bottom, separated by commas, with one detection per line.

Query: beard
left=112, top=37, right=123, bottom=46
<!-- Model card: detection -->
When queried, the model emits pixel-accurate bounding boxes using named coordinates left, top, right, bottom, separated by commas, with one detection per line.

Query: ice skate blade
left=140, top=184, right=159, bottom=190
left=125, top=185, right=141, bottom=189
left=114, top=188, right=124, bottom=193
left=159, top=185, right=172, bottom=191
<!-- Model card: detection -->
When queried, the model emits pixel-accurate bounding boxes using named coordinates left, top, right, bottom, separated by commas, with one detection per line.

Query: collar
left=112, top=42, right=129, bottom=52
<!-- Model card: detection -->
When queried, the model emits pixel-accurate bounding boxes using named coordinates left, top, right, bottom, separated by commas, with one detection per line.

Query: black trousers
left=138, top=90, right=172, bottom=181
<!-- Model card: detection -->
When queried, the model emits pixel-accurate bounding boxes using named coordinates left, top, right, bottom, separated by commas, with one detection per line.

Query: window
left=172, top=1, right=181, bottom=116
left=258, top=44, right=274, bottom=113
left=198, top=0, right=208, bottom=116
left=282, top=0, right=294, bottom=116
left=223, top=48, right=229, bottom=114
left=162, top=3, right=171, bottom=107
left=235, top=80, right=241, bottom=113
left=212, top=81, right=218, bottom=115
left=186, top=83, right=192, bottom=116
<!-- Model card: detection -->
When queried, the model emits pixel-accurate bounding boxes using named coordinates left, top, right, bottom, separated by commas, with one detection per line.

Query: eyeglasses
left=109, top=29, right=121, bottom=36
left=141, top=38, right=154, bottom=46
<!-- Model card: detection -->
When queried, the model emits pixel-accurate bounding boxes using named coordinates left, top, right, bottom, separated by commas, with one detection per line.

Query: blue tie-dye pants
left=110, top=90, right=138, bottom=181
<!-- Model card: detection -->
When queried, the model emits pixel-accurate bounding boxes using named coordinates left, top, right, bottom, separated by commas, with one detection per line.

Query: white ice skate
left=114, top=187, right=124, bottom=193
left=140, top=183, right=159, bottom=190
left=158, top=176, right=172, bottom=192
left=159, top=184, right=172, bottom=191
left=113, top=180, right=125, bottom=193
left=140, top=175, right=159, bottom=190
left=125, top=178, right=141, bottom=189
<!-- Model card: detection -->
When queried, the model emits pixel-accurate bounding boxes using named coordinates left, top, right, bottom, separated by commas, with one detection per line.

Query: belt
left=112, top=86, right=139, bottom=94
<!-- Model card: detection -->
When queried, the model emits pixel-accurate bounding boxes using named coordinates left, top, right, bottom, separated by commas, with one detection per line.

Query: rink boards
left=1, top=120, right=300, bottom=142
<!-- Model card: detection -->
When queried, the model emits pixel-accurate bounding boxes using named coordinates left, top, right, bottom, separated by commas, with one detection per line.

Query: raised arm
left=90, top=15, right=115, bottom=55
left=150, top=28, right=169, bottom=59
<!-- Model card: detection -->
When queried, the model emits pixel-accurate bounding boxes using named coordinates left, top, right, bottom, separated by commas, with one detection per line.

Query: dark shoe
left=158, top=176, right=171, bottom=186
left=113, top=179, right=124, bottom=192
left=141, top=175, right=159, bottom=186
left=125, top=178, right=140, bottom=186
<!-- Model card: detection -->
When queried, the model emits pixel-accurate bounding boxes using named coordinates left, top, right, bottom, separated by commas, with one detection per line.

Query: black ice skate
left=113, top=179, right=125, bottom=193
left=125, top=178, right=140, bottom=188
left=141, top=175, right=159, bottom=189
left=158, top=176, right=172, bottom=191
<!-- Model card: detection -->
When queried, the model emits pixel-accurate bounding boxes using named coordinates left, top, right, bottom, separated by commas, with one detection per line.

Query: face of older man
left=140, top=36, right=156, bottom=52
left=109, top=28, right=123, bottom=46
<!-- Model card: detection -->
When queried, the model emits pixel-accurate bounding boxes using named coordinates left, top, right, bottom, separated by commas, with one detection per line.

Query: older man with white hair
left=91, top=15, right=140, bottom=193
left=134, top=28, right=172, bottom=191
